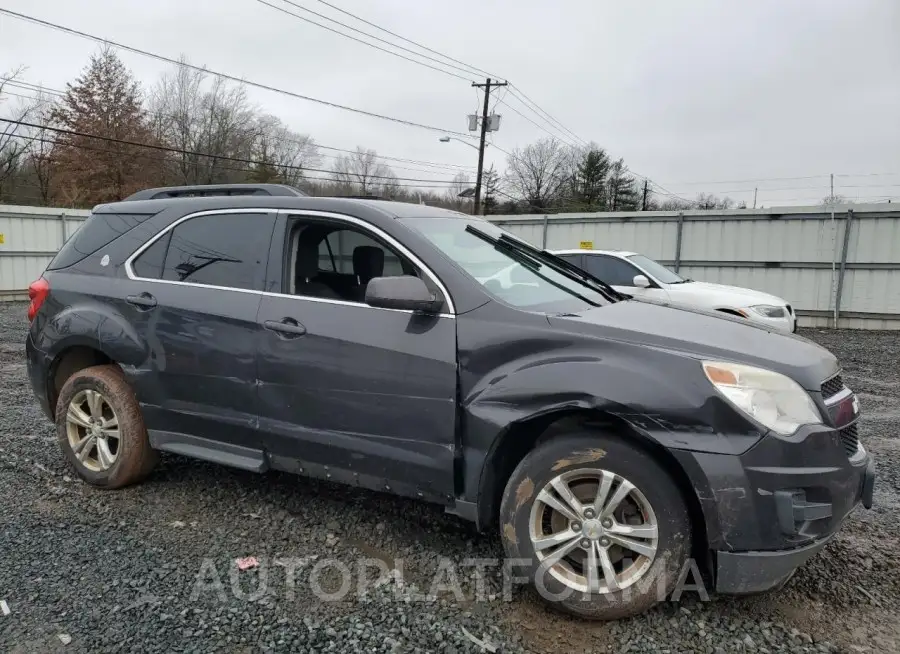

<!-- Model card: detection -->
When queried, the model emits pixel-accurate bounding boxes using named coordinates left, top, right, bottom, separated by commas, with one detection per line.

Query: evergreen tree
left=607, top=158, right=639, bottom=211
left=571, top=147, right=611, bottom=211
left=482, top=165, right=500, bottom=214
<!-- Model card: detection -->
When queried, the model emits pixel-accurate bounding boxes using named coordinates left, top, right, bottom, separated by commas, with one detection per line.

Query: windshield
left=402, top=217, right=611, bottom=312
left=627, top=254, right=684, bottom=284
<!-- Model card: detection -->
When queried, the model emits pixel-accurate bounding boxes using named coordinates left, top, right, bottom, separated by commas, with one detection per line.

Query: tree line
left=1, top=47, right=742, bottom=213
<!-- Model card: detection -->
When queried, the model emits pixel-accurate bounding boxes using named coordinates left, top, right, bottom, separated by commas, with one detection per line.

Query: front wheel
left=499, top=432, right=692, bottom=619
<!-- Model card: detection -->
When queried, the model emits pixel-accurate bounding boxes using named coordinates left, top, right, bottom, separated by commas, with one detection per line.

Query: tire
left=55, top=364, right=157, bottom=488
left=499, top=432, right=691, bottom=620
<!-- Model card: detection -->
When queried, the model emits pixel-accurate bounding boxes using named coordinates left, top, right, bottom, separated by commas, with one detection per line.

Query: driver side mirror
left=633, top=274, right=651, bottom=288
left=365, top=276, right=442, bottom=313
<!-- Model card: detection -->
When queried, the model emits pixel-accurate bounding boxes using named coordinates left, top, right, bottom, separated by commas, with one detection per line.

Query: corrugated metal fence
left=2, top=202, right=899, bottom=328
left=0, top=205, right=90, bottom=300
left=488, top=204, right=900, bottom=329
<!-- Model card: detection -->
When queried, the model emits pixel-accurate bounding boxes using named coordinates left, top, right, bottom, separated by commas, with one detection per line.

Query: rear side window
left=131, top=231, right=171, bottom=279
left=47, top=213, right=154, bottom=270
left=133, top=212, right=275, bottom=291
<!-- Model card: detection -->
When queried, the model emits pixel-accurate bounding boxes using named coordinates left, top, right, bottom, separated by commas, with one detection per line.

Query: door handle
left=264, top=318, right=307, bottom=337
left=126, top=292, right=157, bottom=310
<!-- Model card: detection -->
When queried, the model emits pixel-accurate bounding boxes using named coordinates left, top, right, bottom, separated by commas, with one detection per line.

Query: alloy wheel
left=529, top=467, right=659, bottom=594
left=65, top=389, right=120, bottom=472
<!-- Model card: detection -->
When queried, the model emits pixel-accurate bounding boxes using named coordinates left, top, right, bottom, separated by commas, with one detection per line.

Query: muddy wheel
left=55, top=365, right=157, bottom=488
left=499, top=433, right=691, bottom=620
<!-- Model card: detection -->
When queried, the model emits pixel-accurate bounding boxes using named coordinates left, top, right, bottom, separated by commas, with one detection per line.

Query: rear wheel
left=499, top=432, right=692, bottom=619
left=55, top=365, right=157, bottom=488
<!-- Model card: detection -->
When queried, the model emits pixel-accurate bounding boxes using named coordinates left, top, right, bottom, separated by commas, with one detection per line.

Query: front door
left=256, top=213, right=458, bottom=501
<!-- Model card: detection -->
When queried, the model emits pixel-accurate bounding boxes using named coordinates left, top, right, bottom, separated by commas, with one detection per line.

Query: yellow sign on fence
left=0, top=233, right=5, bottom=244
left=579, top=240, right=593, bottom=250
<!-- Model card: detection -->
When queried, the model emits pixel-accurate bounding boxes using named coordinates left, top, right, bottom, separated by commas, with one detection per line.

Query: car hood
left=665, top=280, right=787, bottom=306
left=548, top=299, right=836, bottom=390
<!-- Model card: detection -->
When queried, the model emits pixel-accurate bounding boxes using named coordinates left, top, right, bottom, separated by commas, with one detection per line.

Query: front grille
left=821, top=374, right=845, bottom=400
left=839, top=423, right=859, bottom=456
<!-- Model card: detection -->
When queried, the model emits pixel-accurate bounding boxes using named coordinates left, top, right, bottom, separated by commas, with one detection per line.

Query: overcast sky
left=2, top=0, right=898, bottom=206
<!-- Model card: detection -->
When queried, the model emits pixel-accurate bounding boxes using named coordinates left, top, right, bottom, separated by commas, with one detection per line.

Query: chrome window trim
left=123, top=207, right=456, bottom=318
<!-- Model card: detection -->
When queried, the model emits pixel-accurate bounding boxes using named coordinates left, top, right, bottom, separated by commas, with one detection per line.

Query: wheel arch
left=473, top=408, right=711, bottom=573
left=38, top=302, right=148, bottom=411
left=47, top=344, right=120, bottom=413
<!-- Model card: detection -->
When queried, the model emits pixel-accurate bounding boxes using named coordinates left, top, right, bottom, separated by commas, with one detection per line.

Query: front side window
left=402, top=217, right=610, bottom=312
left=583, top=255, right=642, bottom=286
left=132, top=212, right=275, bottom=291
left=317, top=229, right=405, bottom=277
left=627, top=254, right=684, bottom=284
left=287, top=219, right=424, bottom=304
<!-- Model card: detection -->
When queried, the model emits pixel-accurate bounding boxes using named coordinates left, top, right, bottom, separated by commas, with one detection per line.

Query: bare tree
left=504, top=137, right=571, bottom=210
left=252, top=114, right=320, bottom=187
left=25, top=100, right=58, bottom=204
left=149, top=58, right=258, bottom=185
left=444, top=171, right=473, bottom=212
left=0, top=67, right=44, bottom=200
left=693, top=192, right=734, bottom=210
left=821, top=193, right=849, bottom=206
left=332, top=147, right=395, bottom=196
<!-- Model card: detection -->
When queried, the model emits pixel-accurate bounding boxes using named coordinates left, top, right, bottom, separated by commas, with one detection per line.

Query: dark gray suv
left=25, top=184, right=874, bottom=619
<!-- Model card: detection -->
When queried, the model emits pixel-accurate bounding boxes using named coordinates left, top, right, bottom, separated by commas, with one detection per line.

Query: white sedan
left=550, top=249, right=797, bottom=333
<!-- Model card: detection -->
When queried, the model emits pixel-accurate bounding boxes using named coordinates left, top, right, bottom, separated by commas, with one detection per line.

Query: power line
left=3, top=88, right=473, bottom=176
left=4, top=79, right=477, bottom=173
left=0, top=8, right=478, bottom=139
left=309, top=0, right=503, bottom=80
left=257, top=0, right=486, bottom=81
left=3, top=132, right=460, bottom=190
left=507, top=86, right=587, bottom=146
left=0, top=118, right=463, bottom=184
left=659, top=174, right=831, bottom=186
left=254, top=0, right=477, bottom=82
left=497, top=97, right=580, bottom=148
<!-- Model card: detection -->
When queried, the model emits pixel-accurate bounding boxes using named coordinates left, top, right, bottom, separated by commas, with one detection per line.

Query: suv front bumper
left=672, top=424, right=875, bottom=594
left=715, top=457, right=874, bottom=593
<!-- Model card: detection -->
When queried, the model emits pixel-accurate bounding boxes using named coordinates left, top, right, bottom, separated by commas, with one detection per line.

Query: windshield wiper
left=464, top=225, right=602, bottom=307
left=488, top=231, right=626, bottom=301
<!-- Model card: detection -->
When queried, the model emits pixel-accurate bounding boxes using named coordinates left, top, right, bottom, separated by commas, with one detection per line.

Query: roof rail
left=122, top=183, right=308, bottom=201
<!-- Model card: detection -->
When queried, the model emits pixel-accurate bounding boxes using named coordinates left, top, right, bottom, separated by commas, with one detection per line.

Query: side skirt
left=149, top=431, right=269, bottom=473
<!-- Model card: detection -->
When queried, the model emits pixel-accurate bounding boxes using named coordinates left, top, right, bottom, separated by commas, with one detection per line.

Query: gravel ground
left=1, top=300, right=898, bottom=653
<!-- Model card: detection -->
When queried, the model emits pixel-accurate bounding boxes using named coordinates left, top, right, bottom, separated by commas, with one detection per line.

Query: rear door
left=255, top=211, right=459, bottom=500
left=122, top=209, right=276, bottom=456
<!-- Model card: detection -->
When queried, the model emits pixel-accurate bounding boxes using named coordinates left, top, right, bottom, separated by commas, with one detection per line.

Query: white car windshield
left=627, top=254, right=685, bottom=284
left=403, top=217, right=612, bottom=312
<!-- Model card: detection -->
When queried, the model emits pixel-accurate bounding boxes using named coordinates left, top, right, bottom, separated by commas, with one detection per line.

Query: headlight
left=702, top=361, right=822, bottom=435
left=747, top=304, right=786, bottom=318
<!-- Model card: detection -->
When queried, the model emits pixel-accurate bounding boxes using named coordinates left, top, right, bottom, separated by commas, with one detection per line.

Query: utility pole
left=753, top=187, right=758, bottom=209
left=641, top=179, right=649, bottom=211
left=472, top=78, right=507, bottom=215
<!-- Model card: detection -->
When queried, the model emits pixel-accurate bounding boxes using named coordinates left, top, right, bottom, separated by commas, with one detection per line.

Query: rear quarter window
left=47, top=213, right=155, bottom=270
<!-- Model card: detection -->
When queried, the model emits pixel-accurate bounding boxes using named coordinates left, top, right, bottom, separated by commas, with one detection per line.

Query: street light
left=438, top=135, right=483, bottom=152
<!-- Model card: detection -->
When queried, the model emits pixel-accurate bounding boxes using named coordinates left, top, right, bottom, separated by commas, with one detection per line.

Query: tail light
left=28, top=277, right=50, bottom=322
